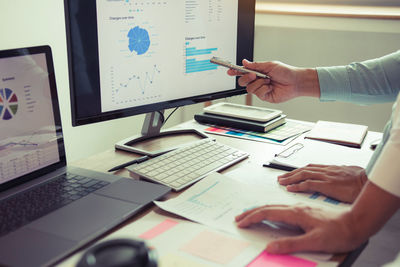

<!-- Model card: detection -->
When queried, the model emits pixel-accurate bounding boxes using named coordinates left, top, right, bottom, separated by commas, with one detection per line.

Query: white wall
left=1, top=1, right=399, bottom=162
left=253, top=13, right=400, bottom=131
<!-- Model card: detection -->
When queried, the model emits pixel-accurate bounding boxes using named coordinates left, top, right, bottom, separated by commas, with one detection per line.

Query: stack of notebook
left=194, top=103, right=315, bottom=143
left=194, top=109, right=286, bottom=133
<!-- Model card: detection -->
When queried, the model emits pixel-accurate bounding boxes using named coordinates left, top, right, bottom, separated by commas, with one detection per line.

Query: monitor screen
left=64, top=0, right=255, bottom=126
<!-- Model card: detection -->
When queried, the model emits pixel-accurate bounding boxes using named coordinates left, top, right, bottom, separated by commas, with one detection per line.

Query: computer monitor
left=64, top=0, right=256, bottom=155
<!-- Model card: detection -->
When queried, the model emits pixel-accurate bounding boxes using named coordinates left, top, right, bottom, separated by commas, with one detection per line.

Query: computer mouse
left=76, top=238, right=157, bottom=267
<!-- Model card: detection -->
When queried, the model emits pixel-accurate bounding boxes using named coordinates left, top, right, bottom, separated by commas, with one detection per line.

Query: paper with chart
left=155, top=173, right=299, bottom=242
left=155, top=173, right=332, bottom=261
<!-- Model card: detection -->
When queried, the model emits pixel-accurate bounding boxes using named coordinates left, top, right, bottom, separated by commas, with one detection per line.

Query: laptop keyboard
left=0, top=173, right=110, bottom=237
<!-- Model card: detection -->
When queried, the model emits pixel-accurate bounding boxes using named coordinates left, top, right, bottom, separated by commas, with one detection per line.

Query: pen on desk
left=263, top=162, right=297, bottom=172
left=108, top=155, right=150, bottom=172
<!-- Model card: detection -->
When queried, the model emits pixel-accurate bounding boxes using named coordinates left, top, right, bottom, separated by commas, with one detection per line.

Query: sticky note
left=139, top=219, right=178, bottom=240
left=159, top=252, right=209, bottom=267
left=181, top=230, right=249, bottom=264
left=247, top=251, right=317, bottom=267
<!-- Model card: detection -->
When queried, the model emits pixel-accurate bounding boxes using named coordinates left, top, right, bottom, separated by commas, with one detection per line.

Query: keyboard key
left=82, top=180, right=99, bottom=188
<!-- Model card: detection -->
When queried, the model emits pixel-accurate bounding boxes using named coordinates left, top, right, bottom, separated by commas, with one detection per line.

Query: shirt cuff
left=317, top=66, right=352, bottom=102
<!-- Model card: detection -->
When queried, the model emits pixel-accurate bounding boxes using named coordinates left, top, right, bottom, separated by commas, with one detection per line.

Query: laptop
left=0, top=46, right=171, bottom=267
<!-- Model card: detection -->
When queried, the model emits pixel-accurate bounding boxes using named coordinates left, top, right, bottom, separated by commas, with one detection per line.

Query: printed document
left=155, top=172, right=332, bottom=261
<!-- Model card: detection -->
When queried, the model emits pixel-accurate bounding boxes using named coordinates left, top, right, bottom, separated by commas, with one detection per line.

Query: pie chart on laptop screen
left=0, top=88, right=18, bottom=120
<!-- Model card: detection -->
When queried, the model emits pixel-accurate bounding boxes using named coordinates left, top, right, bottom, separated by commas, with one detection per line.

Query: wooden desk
left=61, top=120, right=380, bottom=267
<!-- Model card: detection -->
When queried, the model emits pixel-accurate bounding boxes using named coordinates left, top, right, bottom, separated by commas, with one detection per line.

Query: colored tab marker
left=139, top=219, right=179, bottom=240
left=247, top=251, right=317, bottom=267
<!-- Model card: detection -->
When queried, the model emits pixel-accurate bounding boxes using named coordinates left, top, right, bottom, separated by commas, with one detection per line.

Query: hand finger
left=278, top=164, right=331, bottom=179
left=246, top=79, right=270, bottom=95
left=228, top=68, right=249, bottom=77
left=278, top=170, right=330, bottom=186
left=235, top=204, right=289, bottom=222
left=252, top=84, right=273, bottom=100
left=306, top=164, right=332, bottom=168
left=288, top=180, right=353, bottom=203
left=286, top=180, right=330, bottom=195
left=243, top=59, right=274, bottom=73
left=278, top=164, right=334, bottom=179
left=266, top=232, right=319, bottom=254
left=236, top=206, right=303, bottom=228
left=252, top=85, right=274, bottom=102
left=278, top=165, right=316, bottom=179
left=238, top=73, right=257, bottom=87
left=227, top=69, right=241, bottom=76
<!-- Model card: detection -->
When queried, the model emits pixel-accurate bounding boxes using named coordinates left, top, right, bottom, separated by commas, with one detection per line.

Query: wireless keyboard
left=127, top=138, right=249, bottom=191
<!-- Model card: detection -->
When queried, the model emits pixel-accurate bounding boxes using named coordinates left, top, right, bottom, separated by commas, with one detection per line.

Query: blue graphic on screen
left=185, top=42, right=218, bottom=74
left=127, top=26, right=150, bottom=55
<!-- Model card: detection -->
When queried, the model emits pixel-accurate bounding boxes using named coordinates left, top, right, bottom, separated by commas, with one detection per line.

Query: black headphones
left=77, top=238, right=157, bottom=267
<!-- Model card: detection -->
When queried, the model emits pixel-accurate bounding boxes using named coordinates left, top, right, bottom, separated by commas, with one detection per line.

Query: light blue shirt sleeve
left=316, top=50, right=400, bottom=190
left=317, top=50, right=400, bottom=104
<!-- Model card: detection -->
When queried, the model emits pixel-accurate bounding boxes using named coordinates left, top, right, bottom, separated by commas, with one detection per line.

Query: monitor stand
left=115, top=110, right=210, bottom=156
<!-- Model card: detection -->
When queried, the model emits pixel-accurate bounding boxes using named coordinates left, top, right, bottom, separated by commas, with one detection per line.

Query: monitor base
left=115, top=111, right=210, bottom=156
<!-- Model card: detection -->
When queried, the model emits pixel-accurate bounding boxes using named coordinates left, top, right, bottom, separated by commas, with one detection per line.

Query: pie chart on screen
left=0, top=88, right=18, bottom=120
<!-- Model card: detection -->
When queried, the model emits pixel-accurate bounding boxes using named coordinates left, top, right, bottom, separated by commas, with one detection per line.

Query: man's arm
left=318, top=50, right=400, bottom=104
left=230, top=50, right=400, bottom=105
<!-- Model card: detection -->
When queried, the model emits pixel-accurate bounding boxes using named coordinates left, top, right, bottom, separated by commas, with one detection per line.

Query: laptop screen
left=0, top=46, right=65, bottom=188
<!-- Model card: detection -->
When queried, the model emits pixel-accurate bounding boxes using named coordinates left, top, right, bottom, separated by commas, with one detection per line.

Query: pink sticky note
left=247, top=251, right=317, bottom=267
left=139, top=219, right=178, bottom=240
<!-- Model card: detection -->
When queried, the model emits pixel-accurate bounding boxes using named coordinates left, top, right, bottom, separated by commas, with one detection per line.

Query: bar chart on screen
left=185, top=41, right=218, bottom=74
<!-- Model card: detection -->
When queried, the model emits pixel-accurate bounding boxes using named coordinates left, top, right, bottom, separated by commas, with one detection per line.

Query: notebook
left=305, top=120, right=368, bottom=148
left=0, top=46, right=170, bottom=267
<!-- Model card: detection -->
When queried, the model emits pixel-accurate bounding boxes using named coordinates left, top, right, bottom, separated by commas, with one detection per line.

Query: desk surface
left=63, top=120, right=381, bottom=267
